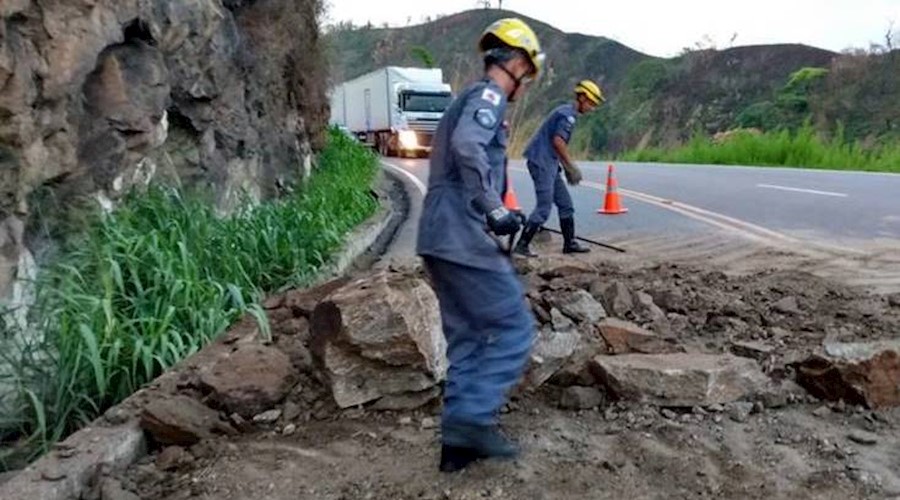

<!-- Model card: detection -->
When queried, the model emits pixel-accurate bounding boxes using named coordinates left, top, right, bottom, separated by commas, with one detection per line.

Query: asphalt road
left=383, top=158, right=900, bottom=253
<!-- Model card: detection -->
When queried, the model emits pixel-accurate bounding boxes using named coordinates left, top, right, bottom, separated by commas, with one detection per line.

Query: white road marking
left=589, top=161, right=900, bottom=178
left=508, top=165, right=863, bottom=255
left=381, top=161, right=426, bottom=195
left=756, top=184, right=848, bottom=197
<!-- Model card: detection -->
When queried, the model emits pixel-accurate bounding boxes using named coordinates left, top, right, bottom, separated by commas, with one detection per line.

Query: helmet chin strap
left=497, top=63, right=527, bottom=102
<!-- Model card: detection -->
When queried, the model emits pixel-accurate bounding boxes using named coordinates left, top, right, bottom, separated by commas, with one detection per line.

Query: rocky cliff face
left=0, top=0, right=327, bottom=304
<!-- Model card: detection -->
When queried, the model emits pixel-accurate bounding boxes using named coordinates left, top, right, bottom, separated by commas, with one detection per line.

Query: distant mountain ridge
left=327, top=9, right=899, bottom=155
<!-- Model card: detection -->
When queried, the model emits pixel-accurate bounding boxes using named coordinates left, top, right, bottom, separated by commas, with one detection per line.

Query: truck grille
left=408, top=119, right=440, bottom=133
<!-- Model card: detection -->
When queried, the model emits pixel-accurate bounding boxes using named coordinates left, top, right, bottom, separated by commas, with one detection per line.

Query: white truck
left=329, top=67, right=453, bottom=157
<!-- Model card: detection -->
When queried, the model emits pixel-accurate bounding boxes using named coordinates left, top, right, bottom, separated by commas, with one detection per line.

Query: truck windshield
left=401, top=92, right=452, bottom=113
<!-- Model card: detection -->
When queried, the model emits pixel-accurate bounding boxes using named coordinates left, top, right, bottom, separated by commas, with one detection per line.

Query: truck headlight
left=398, top=130, right=418, bottom=149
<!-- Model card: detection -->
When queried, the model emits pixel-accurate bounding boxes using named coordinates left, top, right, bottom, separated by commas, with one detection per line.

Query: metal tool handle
left=485, top=227, right=520, bottom=256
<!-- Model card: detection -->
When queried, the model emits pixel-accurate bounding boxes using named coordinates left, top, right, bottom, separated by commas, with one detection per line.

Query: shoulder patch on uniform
left=566, top=115, right=576, bottom=124
left=481, top=88, right=502, bottom=106
left=474, top=108, right=498, bottom=129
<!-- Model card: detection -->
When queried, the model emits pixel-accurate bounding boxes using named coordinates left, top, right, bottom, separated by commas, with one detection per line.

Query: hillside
left=326, top=9, right=899, bottom=155
left=327, top=10, right=647, bottom=93
left=599, top=44, right=836, bottom=151
left=326, top=9, right=649, bottom=152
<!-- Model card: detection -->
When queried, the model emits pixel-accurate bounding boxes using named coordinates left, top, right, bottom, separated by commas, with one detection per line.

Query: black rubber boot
left=439, top=422, right=520, bottom=472
left=561, top=217, right=590, bottom=254
left=513, top=222, right=541, bottom=258
left=439, top=445, right=482, bottom=473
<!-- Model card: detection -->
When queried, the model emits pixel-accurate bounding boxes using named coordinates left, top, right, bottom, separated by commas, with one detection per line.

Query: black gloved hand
left=487, top=207, right=525, bottom=236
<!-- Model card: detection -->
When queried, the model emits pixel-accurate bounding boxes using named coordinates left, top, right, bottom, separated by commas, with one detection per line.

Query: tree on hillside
left=866, top=21, right=897, bottom=55
left=884, top=20, right=895, bottom=52
left=411, top=46, right=436, bottom=68
left=326, top=20, right=356, bottom=33
left=735, top=67, right=829, bottom=131
left=680, top=34, right=716, bottom=55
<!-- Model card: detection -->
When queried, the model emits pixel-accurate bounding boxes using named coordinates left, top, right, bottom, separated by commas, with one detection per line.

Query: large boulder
left=591, top=353, right=769, bottom=407
left=280, top=277, right=351, bottom=318
left=310, top=270, right=446, bottom=409
left=796, top=340, right=900, bottom=408
left=198, top=344, right=297, bottom=417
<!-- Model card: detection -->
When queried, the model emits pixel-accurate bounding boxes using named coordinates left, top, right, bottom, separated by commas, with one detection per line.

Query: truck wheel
left=379, top=133, right=395, bottom=157
left=386, top=138, right=398, bottom=157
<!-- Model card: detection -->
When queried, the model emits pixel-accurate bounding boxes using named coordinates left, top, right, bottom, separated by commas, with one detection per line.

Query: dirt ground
left=121, top=235, right=900, bottom=500
left=124, top=398, right=900, bottom=500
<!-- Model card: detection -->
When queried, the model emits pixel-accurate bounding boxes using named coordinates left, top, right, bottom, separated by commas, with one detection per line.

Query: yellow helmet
left=575, top=80, right=605, bottom=105
left=478, top=18, right=545, bottom=78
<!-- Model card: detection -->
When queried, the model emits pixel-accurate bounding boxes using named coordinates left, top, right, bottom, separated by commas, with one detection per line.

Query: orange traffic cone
left=503, top=175, right=521, bottom=210
left=598, top=164, right=628, bottom=215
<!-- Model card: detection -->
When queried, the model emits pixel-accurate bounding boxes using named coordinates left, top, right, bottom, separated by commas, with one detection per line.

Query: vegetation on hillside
left=622, top=124, right=900, bottom=172
left=613, top=50, right=900, bottom=170
left=0, top=129, right=379, bottom=470
left=325, top=9, right=647, bottom=151
left=328, top=10, right=899, bottom=168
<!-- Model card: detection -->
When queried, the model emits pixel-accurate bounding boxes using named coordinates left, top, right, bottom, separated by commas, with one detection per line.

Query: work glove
left=486, top=206, right=526, bottom=236
left=562, top=163, right=583, bottom=186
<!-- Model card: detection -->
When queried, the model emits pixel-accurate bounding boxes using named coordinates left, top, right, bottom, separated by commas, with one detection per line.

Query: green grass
left=0, top=128, right=378, bottom=469
left=620, top=125, right=900, bottom=173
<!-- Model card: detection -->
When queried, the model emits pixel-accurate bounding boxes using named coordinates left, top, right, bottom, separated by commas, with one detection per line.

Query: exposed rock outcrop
left=0, top=0, right=328, bottom=298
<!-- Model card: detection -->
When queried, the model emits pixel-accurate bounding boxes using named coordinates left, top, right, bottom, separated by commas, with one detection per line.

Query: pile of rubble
left=75, top=255, right=895, bottom=499
left=133, top=256, right=899, bottom=455
left=518, top=256, right=899, bottom=410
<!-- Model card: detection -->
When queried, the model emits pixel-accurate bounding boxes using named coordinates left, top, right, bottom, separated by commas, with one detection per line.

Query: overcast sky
left=325, top=0, right=900, bottom=57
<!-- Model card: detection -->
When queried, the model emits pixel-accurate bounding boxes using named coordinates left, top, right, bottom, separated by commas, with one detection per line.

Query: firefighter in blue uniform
left=416, top=18, right=544, bottom=473
left=514, top=80, right=605, bottom=257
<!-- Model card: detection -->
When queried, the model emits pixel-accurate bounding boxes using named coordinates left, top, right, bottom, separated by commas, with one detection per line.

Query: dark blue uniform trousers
left=526, top=160, right=575, bottom=225
left=424, top=256, right=535, bottom=426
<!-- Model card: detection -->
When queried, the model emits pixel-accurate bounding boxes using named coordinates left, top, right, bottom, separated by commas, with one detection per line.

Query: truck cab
left=392, top=86, right=452, bottom=157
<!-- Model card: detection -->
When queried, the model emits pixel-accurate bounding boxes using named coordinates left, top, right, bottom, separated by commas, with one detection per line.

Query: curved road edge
left=376, top=161, right=427, bottom=267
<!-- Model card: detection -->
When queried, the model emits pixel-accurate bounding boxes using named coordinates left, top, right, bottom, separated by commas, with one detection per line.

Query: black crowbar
left=540, top=227, right=626, bottom=253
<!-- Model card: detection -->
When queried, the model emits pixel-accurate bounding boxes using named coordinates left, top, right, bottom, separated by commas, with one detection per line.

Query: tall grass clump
left=622, top=124, right=900, bottom=173
left=0, top=128, right=377, bottom=469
